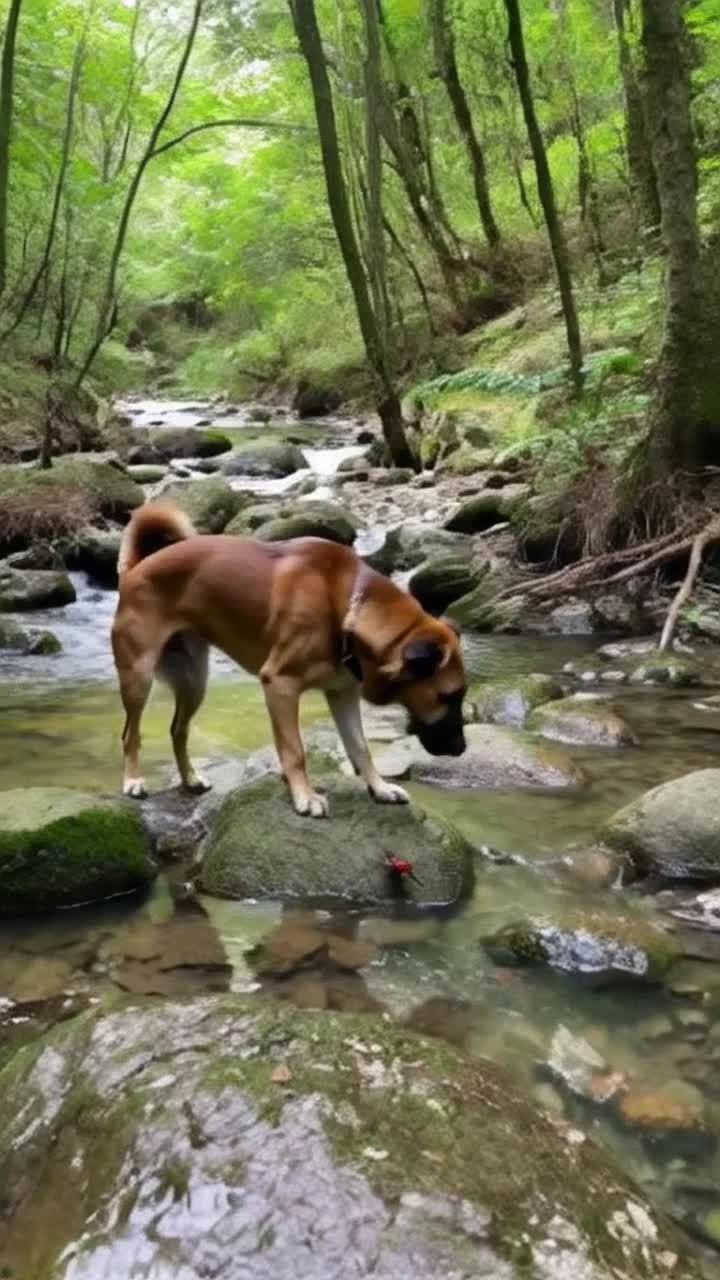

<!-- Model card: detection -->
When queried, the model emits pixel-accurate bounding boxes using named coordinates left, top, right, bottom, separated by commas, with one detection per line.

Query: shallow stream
left=3, top=398, right=720, bottom=1270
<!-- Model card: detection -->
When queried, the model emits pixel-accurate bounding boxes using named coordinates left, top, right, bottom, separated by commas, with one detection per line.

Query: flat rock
left=620, top=1080, right=706, bottom=1133
left=375, top=724, right=585, bottom=790
left=527, top=697, right=639, bottom=747
left=0, top=996, right=700, bottom=1278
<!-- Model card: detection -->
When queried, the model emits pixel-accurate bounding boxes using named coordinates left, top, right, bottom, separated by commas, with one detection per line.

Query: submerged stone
left=0, top=996, right=701, bottom=1278
left=0, top=787, right=155, bottom=914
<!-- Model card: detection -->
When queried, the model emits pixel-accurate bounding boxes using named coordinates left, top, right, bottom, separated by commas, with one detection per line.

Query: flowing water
left=4, top=399, right=720, bottom=1270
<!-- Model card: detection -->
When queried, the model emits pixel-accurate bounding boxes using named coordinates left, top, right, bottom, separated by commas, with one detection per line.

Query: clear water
left=4, top=401, right=720, bottom=1270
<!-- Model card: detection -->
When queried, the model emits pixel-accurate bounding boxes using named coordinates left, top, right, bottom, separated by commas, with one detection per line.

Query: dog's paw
left=123, top=778, right=147, bottom=800
left=181, top=772, right=212, bottom=795
left=370, top=780, right=410, bottom=805
left=294, top=789, right=329, bottom=818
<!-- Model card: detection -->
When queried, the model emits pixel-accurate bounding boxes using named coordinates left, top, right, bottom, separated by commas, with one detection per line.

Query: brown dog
left=111, top=502, right=467, bottom=817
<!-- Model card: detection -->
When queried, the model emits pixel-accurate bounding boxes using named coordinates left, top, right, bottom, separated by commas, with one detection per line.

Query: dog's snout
left=410, top=713, right=467, bottom=758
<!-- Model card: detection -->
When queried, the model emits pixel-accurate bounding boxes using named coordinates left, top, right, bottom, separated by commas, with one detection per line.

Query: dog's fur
left=111, top=502, right=467, bottom=817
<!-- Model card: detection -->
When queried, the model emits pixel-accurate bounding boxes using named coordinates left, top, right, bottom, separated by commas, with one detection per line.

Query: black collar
left=341, top=630, right=363, bottom=681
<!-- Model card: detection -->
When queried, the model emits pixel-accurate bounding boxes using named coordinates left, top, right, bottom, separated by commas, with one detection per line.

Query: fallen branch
left=657, top=519, right=720, bottom=652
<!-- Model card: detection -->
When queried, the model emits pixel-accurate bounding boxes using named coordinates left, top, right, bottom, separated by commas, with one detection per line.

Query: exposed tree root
left=658, top=519, right=720, bottom=652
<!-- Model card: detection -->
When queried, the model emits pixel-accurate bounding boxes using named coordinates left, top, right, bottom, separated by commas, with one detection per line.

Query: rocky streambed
left=3, top=398, right=720, bottom=1275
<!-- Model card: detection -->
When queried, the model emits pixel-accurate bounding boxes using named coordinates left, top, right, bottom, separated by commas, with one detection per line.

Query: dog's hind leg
left=325, top=687, right=409, bottom=805
left=160, top=633, right=211, bottom=794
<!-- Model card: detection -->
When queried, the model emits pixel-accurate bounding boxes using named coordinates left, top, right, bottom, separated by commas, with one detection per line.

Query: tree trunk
left=0, top=0, right=22, bottom=299
left=290, top=0, right=415, bottom=469
left=638, top=0, right=719, bottom=475
left=429, top=0, right=500, bottom=248
left=75, top=0, right=204, bottom=387
left=613, top=0, right=661, bottom=239
left=360, top=0, right=389, bottom=353
left=504, top=0, right=583, bottom=395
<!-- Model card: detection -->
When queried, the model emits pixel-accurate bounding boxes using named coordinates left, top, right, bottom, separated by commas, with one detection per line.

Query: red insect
left=384, top=853, right=423, bottom=885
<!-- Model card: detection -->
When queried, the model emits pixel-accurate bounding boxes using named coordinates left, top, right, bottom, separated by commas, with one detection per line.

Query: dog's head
left=362, top=615, right=467, bottom=757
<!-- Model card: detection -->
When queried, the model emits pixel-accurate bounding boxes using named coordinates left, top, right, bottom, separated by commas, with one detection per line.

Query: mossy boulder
left=254, top=500, right=357, bottom=546
left=126, top=463, right=168, bottom=484
left=603, top=769, right=720, bottom=880
left=485, top=908, right=682, bottom=985
left=128, top=427, right=232, bottom=463
left=201, top=775, right=474, bottom=906
left=364, top=523, right=469, bottom=575
left=408, top=550, right=487, bottom=613
left=0, top=565, right=76, bottom=611
left=467, top=673, right=563, bottom=727
left=0, top=617, right=30, bottom=650
left=161, top=476, right=245, bottom=533
left=66, top=524, right=122, bottom=587
left=435, top=444, right=495, bottom=476
left=0, top=996, right=700, bottom=1279
left=527, top=696, right=639, bottom=747
left=444, top=484, right=530, bottom=533
left=446, top=563, right=527, bottom=632
left=628, top=655, right=700, bottom=687
left=0, top=787, right=155, bottom=914
left=223, top=442, right=307, bottom=478
left=27, top=629, right=62, bottom=654
left=374, top=724, right=585, bottom=790
left=0, top=460, right=143, bottom=553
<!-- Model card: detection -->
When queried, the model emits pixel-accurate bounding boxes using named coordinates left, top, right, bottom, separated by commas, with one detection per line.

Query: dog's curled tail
left=118, top=502, right=196, bottom=576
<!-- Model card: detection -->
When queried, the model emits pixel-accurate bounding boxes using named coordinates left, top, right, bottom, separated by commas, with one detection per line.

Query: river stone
left=0, top=617, right=30, bottom=651
left=446, top=563, right=527, bottom=631
left=0, top=787, right=155, bottom=914
left=603, top=769, right=720, bottom=880
left=200, top=776, right=473, bottom=906
left=628, top=655, right=700, bottom=687
left=0, top=565, right=76, bottom=611
left=0, top=996, right=700, bottom=1280
left=408, top=550, right=487, bottom=613
left=527, top=697, right=639, bottom=747
left=619, top=1080, right=706, bottom=1134
left=444, top=485, right=530, bottom=533
left=485, top=908, right=682, bottom=985
left=223, top=442, right=307, bottom=477
left=374, top=724, right=585, bottom=790
left=128, top=427, right=233, bottom=464
left=253, top=500, right=357, bottom=545
left=160, top=476, right=246, bottom=533
left=467, top=673, right=563, bottom=727
left=126, top=463, right=168, bottom=483
left=67, top=524, right=123, bottom=587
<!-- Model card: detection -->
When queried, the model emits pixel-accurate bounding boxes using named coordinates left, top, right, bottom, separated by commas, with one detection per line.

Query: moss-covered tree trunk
left=290, top=0, right=415, bottom=469
left=613, top=0, right=661, bottom=240
left=639, top=0, right=720, bottom=475
left=504, top=0, right=583, bottom=396
left=429, top=0, right=500, bottom=249
left=0, top=0, right=22, bottom=300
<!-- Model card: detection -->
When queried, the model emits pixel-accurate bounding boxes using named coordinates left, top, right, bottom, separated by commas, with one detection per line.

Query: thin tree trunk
left=383, top=213, right=436, bottom=335
left=361, top=0, right=389, bottom=352
left=0, top=31, right=84, bottom=341
left=429, top=0, right=500, bottom=248
left=569, top=84, right=607, bottom=285
left=504, top=0, right=583, bottom=395
left=613, top=0, right=661, bottom=239
left=0, top=0, right=22, bottom=299
left=289, top=0, right=415, bottom=469
left=75, top=0, right=204, bottom=387
left=638, top=0, right=718, bottom=476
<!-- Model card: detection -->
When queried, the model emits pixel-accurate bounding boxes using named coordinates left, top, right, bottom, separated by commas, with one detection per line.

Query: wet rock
left=375, top=724, right=585, bottom=790
left=0, top=787, right=155, bottom=915
left=527, top=697, right=639, bottom=747
left=556, top=845, right=626, bottom=889
left=629, top=655, right=699, bottom=687
left=603, top=769, right=720, bottom=881
left=408, top=550, right=487, bottom=613
left=103, top=906, right=232, bottom=996
left=126, top=463, right=168, bottom=483
left=667, top=887, right=720, bottom=931
left=485, top=908, right=681, bottom=985
left=160, top=476, right=246, bottom=533
left=405, top=996, right=481, bottom=1046
left=200, top=775, right=474, bottom=907
left=467, top=673, right=563, bottom=728
left=0, top=617, right=30, bottom=651
left=293, top=380, right=342, bottom=417
left=0, top=565, right=76, bottom=611
left=620, top=1081, right=706, bottom=1133
left=0, top=996, right=700, bottom=1279
left=444, top=484, right=530, bottom=533
left=253, top=500, right=357, bottom=546
left=545, top=598, right=595, bottom=635
left=223, top=442, right=307, bottom=478
left=362, top=522, right=468, bottom=574
left=128, top=427, right=233, bottom=463
left=546, top=1024, right=625, bottom=1102
left=27, top=629, right=61, bottom=654
left=66, top=524, right=122, bottom=587
left=446, top=563, right=528, bottom=631
left=436, top=445, right=496, bottom=475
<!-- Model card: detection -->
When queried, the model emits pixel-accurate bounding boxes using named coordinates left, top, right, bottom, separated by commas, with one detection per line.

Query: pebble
left=620, top=1080, right=706, bottom=1132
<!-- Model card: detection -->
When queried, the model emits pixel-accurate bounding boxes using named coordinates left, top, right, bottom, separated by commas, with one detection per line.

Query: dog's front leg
left=325, top=688, right=409, bottom=806
left=262, top=673, right=329, bottom=818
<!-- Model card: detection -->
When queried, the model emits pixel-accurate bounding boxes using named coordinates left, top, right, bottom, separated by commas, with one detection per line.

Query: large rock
left=374, top=724, right=585, bottom=790
left=363, top=522, right=469, bottom=575
left=160, top=476, right=245, bottom=532
left=435, top=444, right=495, bottom=476
left=408, top=550, right=487, bottom=613
left=128, top=427, right=233, bottom=464
left=0, top=787, right=155, bottom=914
left=201, top=776, right=474, bottom=906
left=527, top=696, right=639, bottom=747
left=485, top=908, right=682, bottom=986
left=0, top=617, right=30, bottom=650
left=0, top=996, right=699, bottom=1279
left=468, top=673, right=563, bottom=727
left=0, top=460, right=143, bottom=553
left=66, top=525, right=122, bottom=587
left=223, top=442, right=307, bottom=478
left=444, top=484, right=530, bottom=533
left=603, top=769, right=720, bottom=880
left=446, top=563, right=527, bottom=631
left=254, top=500, right=357, bottom=546
left=0, top=565, right=76, bottom=611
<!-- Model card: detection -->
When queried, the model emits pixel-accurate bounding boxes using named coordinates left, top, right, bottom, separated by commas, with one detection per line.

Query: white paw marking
left=294, top=790, right=329, bottom=818
left=182, top=773, right=212, bottom=795
left=371, top=781, right=410, bottom=805
left=124, top=778, right=147, bottom=799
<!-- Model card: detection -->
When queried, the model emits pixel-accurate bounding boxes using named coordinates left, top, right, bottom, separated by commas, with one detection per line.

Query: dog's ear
left=402, top=636, right=444, bottom=680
